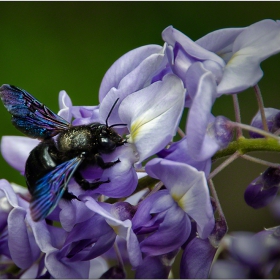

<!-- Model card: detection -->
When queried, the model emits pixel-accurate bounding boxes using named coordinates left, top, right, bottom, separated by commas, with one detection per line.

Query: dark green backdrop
left=1, top=2, right=280, bottom=234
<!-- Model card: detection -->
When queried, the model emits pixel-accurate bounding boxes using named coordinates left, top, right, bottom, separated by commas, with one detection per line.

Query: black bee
left=0, top=84, right=126, bottom=221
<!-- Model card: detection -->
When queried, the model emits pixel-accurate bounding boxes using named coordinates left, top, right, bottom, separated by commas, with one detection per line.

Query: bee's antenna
left=106, top=98, right=120, bottom=127
left=109, top=123, right=127, bottom=128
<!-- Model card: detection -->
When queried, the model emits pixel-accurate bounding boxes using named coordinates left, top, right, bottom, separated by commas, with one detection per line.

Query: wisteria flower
left=244, top=167, right=280, bottom=209
left=98, top=44, right=169, bottom=128
left=163, top=19, right=280, bottom=97
left=131, top=158, right=214, bottom=262
left=210, top=227, right=280, bottom=278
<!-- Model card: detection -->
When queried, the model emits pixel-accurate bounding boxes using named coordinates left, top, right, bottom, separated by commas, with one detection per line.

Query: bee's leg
left=62, top=189, right=80, bottom=201
left=74, top=154, right=120, bottom=191
left=74, top=171, right=110, bottom=191
left=95, top=154, right=120, bottom=169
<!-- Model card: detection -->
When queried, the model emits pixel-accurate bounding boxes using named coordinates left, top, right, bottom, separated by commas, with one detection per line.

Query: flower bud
left=250, top=108, right=280, bottom=138
left=244, top=168, right=280, bottom=209
left=209, top=116, right=233, bottom=148
left=111, top=202, right=137, bottom=221
left=262, top=167, right=280, bottom=189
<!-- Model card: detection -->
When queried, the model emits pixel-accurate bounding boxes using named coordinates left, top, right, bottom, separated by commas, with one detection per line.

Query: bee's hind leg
left=73, top=171, right=111, bottom=191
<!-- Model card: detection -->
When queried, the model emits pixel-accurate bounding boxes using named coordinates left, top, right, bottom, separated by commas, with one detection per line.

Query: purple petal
left=228, top=232, right=273, bottom=266
left=210, top=260, right=249, bottom=278
left=45, top=251, right=90, bottom=278
left=244, top=176, right=278, bottom=209
left=1, top=136, right=39, bottom=174
left=83, top=196, right=142, bottom=267
left=95, top=145, right=138, bottom=198
left=180, top=237, right=216, bottom=278
left=132, top=190, right=174, bottom=231
left=140, top=203, right=191, bottom=256
left=63, top=214, right=115, bottom=261
left=8, top=207, right=40, bottom=269
left=157, top=136, right=212, bottom=175
left=59, top=198, right=95, bottom=232
left=135, top=256, right=170, bottom=278
left=250, top=108, right=280, bottom=138
left=146, top=158, right=215, bottom=239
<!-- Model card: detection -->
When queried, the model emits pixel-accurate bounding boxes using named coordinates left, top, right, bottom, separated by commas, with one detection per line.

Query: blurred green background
left=0, top=2, right=280, bottom=237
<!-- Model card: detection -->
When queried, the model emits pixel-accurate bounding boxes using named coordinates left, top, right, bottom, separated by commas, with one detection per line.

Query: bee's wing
left=29, top=154, right=84, bottom=221
left=0, top=84, right=70, bottom=139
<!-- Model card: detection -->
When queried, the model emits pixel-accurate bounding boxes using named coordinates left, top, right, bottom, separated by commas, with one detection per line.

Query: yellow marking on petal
left=171, top=190, right=189, bottom=211
left=130, top=118, right=148, bottom=142
left=171, top=192, right=185, bottom=209
left=226, top=51, right=238, bottom=66
left=111, top=225, right=120, bottom=235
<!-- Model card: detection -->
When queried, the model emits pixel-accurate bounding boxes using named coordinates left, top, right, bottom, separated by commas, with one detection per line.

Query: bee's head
left=96, top=124, right=125, bottom=153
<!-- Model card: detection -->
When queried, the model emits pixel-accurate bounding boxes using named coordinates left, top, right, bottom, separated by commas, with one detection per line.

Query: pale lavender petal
left=99, top=44, right=163, bottom=102
left=0, top=179, right=19, bottom=208
left=26, top=215, right=55, bottom=253
left=58, top=90, right=72, bottom=122
left=71, top=105, right=101, bottom=126
left=125, top=188, right=149, bottom=206
left=8, top=207, right=40, bottom=269
left=217, top=19, right=280, bottom=94
left=1, top=136, right=39, bottom=174
left=88, top=257, right=109, bottom=278
left=185, top=62, right=218, bottom=161
left=20, top=262, right=40, bottom=278
left=45, top=251, right=90, bottom=278
left=99, top=49, right=168, bottom=128
left=162, top=26, right=225, bottom=66
left=228, top=232, right=268, bottom=265
left=119, top=74, right=185, bottom=163
left=210, top=260, right=249, bottom=278
left=196, top=27, right=244, bottom=55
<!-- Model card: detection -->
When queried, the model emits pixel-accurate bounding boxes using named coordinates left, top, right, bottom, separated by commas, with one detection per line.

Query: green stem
left=137, top=175, right=158, bottom=190
left=212, top=137, right=280, bottom=162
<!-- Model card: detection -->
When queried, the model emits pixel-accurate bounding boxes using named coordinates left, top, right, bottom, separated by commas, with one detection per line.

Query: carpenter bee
left=0, top=84, right=126, bottom=221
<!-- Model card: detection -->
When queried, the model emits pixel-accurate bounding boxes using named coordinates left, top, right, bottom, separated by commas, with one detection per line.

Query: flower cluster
left=1, top=19, right=280, bottom=278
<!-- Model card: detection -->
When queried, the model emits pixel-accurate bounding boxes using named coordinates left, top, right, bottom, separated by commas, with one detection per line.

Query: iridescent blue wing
left=29, top=154, right=85, bottom=221
left=0, top=84, right=70, bottom=139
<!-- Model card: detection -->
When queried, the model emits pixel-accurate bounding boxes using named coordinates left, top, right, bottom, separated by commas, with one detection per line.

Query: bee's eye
left=99, top=137, right=116, bottom=151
